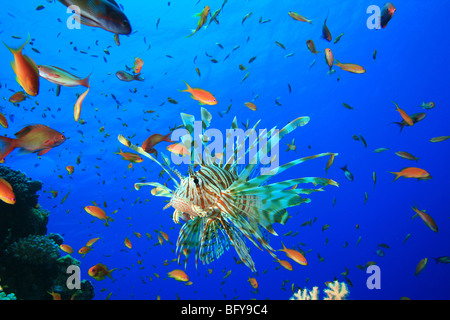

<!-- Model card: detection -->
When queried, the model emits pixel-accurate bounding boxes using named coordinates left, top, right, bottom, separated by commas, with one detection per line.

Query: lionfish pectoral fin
left=117, top=134, right=180, bottom=187
left=176, top=217, right=203, bottom=269
left=218, top=216, right=256, bottom=272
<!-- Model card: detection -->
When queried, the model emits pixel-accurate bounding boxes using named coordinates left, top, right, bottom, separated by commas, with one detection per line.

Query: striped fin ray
left=218, top=215, right=257, bottom=272
left=232, top=176, right=339, bottom=196
left=238, top=116, right=311, bottom=179
left=176, top=217, right=203, bottom=269
left=228, top=120, right=262, bottom=173
left=217, top=196, right=279, bottom=259
left=230, top=152, right=338, bottom=193
left=200, top=107, right=216, bottom=166
left=117, top=135, right=179, bottom=187
left=198, top=218, right=231, bottom=265
left=222, top=116, right=239, bottom=171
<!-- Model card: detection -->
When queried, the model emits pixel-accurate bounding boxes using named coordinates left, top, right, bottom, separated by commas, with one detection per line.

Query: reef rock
left=0, top=166, right=94, bottom=300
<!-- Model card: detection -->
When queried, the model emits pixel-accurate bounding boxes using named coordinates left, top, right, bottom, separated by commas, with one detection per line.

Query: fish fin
left=389, top=172, right=400, bottom=181
left=79, top=15, right=101, bottom=28
left=179, top=81, right=192, bottom=92
left=37, top=148, right=51, bottom=156
left=105, top=0, right=120, bottom=9
left=176, top=217, right=203, bottom=269
left=0, top=136, right=18, bottom=161
left=80, top=73, right=91, bottom=88
left=14, top=126, right=34, bottom=138
left=3, top=33, right=30, bottom=55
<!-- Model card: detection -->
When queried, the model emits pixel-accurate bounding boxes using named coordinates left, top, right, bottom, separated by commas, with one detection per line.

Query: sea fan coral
left=290, top=281, right=350, bottom=300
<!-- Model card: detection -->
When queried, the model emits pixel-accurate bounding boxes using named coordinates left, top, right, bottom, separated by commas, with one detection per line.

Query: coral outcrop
left=290, top=280, right=350, bottom=300
left=0, top=166, right=94, bottom=300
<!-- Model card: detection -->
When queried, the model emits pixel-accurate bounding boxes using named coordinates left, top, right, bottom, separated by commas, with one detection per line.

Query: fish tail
left=179, top=81, right=192, bottom=92
left=389, top=172, right=400, bottom=181
left=0, top=136, right=18, bottom=161
left=3, top=33, right=30, bottom=55
left=134, top=74, right=144, bottom=81
left=107, top=268, right=117, bottom=280
left=80, top=72, right=91, bottom=88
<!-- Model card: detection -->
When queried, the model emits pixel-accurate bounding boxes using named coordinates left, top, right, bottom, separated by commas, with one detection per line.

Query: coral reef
left=0, top=166, right=94, bottom=300
left=290, top=281, right=350, bottom=300
left=0, top=292, right=17, bottom=300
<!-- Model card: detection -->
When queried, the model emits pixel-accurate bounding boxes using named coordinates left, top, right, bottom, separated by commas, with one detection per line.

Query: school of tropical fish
left=0, top=0, right=449, bottom=300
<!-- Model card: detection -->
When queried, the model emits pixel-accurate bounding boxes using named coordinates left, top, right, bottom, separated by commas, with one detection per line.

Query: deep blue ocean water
left=0, top=0, right=449, bottom=300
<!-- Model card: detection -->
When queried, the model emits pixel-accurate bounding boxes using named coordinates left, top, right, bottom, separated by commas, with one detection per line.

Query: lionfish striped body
left=118, top=107, right=338, bottom=272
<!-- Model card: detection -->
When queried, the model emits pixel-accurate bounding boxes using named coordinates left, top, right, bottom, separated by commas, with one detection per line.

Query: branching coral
left=290, top=281, right=350, bottom=300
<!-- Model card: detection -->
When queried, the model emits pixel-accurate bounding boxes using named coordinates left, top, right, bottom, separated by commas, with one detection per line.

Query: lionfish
left=118, top=108, right=338, bottom=272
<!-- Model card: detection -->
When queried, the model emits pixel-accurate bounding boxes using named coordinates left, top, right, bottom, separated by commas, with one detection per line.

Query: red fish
left=0, top=124, right=66, bottom=162
left=142, top=132, right=173, bottom=155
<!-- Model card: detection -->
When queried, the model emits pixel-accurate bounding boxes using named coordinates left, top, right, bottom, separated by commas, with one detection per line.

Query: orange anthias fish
left=167, top=269, right=189, bottom=282
left=244, top=102, right=257, bottom=111
left=394, top=102, right=414, bottom=126
left=48, top=290, right=62, bottom=300
left=278, top=242, right=308, bottom=266
left=0, top=178, right=16, bottom=205
left=0, top=113, right=8, bottom=129
left=84, top=205, right=112, bottom=226
left=166, top=143, right=190, bottom=156
left=325, top=48, right=334, bottom=74
left=74, top=88, right=89, bottom=122
left=276, top=259, right=293, bottom=271
left=3, top=34, right=40, bottom=96
left=60, top=244, right=74, bottom=254
left=390, top=167, right=432, bottom=181
left=88, top=263, right=116, bottom=280
left=306, top=40, right=320, bottom=54
left=0, top=124, right=66, bottom=162
left=38, top=65, right=90, bottom=88
left=133, top=57, right=144, bottom=74
left=142, top=132, right=173, bottom=155
left=412, top=203, right=438, bottom=233
left=78, top=246, right=92, bottom=257
left=322, top=16, right=332, bottom=42
left=9, top=91, right=27, bottom=104
left=179, top=81, right=217, bottom=105
left=86, top=237, right=100, bottom=247
left=288, top=11, right=312, bottom=24
left=124, top=237, right=132, bottom=249
left=334, top=60, right=366, bottom=74
left=248, top=277, right=258, bottom=289
left=66, top=165, right=74, bottom=175
left=115, top=148, right=143, bottom=163
left=187, top=6, right=210, bottom=38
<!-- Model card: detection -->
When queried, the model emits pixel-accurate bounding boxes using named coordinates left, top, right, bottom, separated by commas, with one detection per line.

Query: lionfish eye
left=193, top=177, right=199, bottom=185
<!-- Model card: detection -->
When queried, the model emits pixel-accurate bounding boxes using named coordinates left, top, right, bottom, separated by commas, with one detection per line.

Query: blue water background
left=0, top=0, right=449, bottom=300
